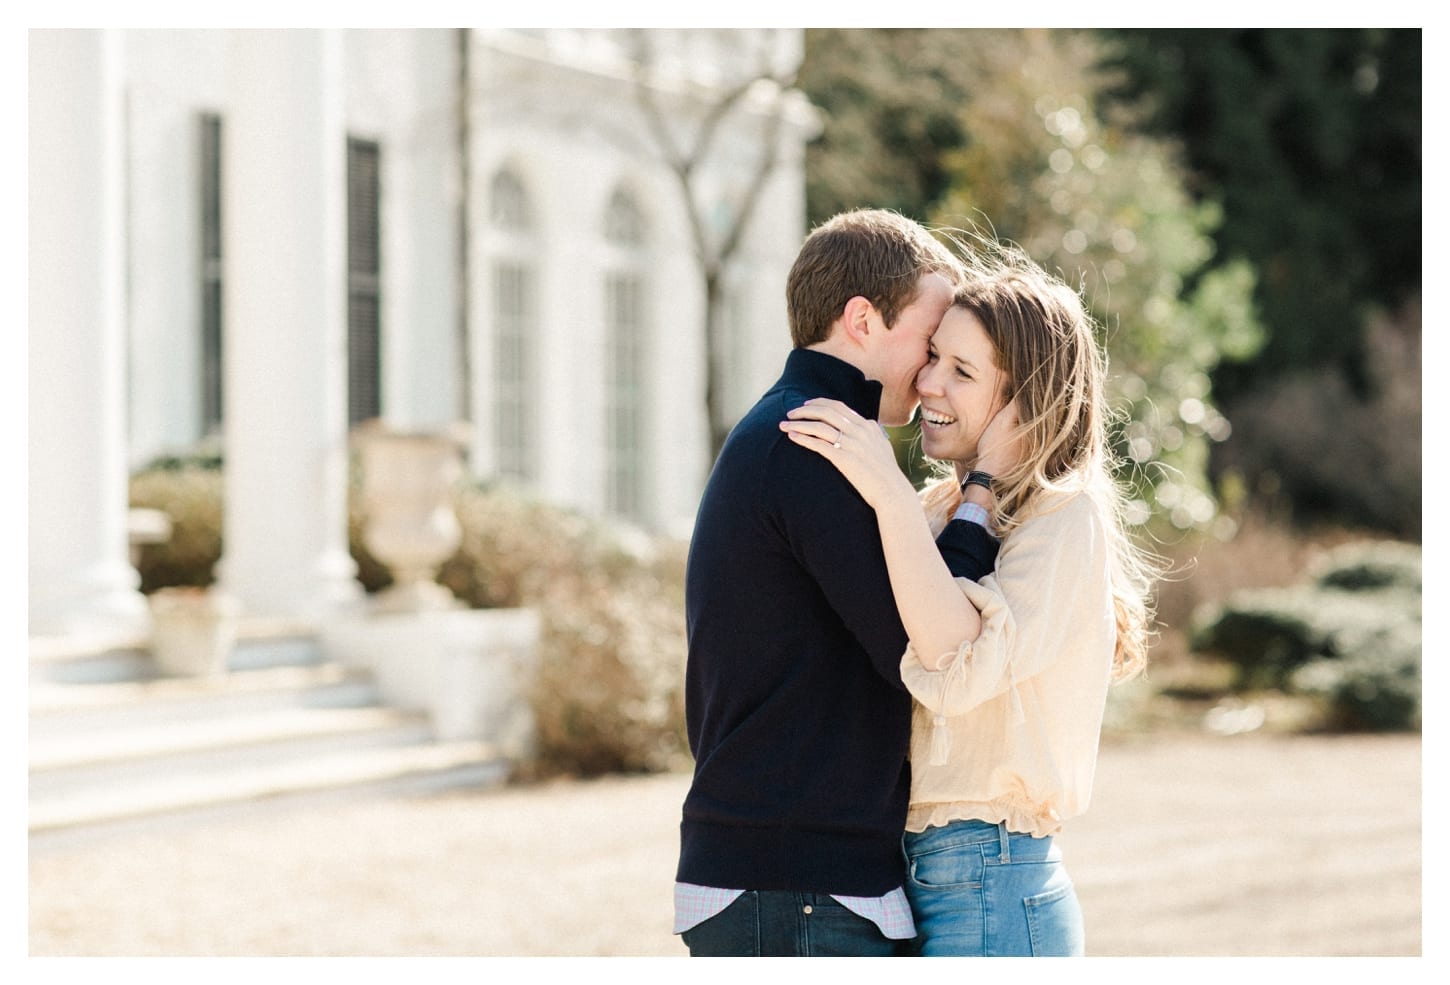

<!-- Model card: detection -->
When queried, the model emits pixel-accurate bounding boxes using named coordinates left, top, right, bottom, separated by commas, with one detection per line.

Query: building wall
left=124, top=29, right=230, bottom=466
left=114, top=27, right=809, bottom=536
left=471, top=33, right=705, bottom=532
left=344, top=29, right=461, bottom=432
left=469, top=29, right=808, bottom=534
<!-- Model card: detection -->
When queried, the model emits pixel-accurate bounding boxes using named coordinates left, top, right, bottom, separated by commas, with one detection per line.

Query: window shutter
left=199, top=112, right=224, bottom=434
left=347, top=137, right=382, bottom=426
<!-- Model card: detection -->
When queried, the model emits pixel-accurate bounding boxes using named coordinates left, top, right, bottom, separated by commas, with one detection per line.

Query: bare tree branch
left=714, top=87, right=790, bottom=269
left=625, top=31, right=807, bottom=465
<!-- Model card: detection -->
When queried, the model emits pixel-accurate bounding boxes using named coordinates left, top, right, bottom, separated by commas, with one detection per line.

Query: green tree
left=799, top=29, right=975, bottom=224
left=1096, top=28, right=1421, bottom=399
left=935, top=29, right=1263, bottom=532
left=801, top=29, right=1263, bottom=533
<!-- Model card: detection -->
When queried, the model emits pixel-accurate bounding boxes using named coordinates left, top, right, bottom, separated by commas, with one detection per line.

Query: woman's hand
left=785, top=398, right=988, bottom=665
left=974, top=400, right=1026, bottom=478
left=780, top=398, right=917, bottom=512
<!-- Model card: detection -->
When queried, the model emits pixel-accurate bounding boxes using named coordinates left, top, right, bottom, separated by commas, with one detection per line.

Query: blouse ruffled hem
left=905, top=797, right=1065, bottom=839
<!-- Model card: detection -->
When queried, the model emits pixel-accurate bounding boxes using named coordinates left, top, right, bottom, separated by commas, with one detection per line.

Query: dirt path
left=28, top=732, right=1420, bottom=957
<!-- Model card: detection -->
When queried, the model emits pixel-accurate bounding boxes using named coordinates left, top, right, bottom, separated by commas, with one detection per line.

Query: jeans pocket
left=1023, top=878, right=1084, bottom=956
left=907, top=844, right=985, bottom=890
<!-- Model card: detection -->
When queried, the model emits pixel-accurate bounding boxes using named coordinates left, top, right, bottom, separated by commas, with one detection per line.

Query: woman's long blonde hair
left=921, top=241, right=1161, bottom=680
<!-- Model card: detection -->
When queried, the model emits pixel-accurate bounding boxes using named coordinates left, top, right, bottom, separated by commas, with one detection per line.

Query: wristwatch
left=960, top=470, right=995, bottom=494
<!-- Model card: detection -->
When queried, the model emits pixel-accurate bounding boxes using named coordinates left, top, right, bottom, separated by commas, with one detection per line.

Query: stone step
left=29, top=618, right=323, bottom=686
left=28, top=739, right=510, bottom=846
left=29, top=663, right=382, bottom=737
left=27, top=617, right=527, bottom=847
left=28, top=642, right=158, bottom=686
left=29, top=704, right=438, bottom=796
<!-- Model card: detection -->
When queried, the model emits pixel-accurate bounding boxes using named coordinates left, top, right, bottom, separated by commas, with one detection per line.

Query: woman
left=779, top=243, right=1161, bottom=956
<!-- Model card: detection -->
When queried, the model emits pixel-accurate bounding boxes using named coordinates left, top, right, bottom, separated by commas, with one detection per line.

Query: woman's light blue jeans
left=902, top=819, right=1084, bottom=956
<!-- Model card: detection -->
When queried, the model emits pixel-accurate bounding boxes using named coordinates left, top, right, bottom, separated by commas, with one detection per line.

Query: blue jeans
left=902, top=819, right=1084, bottom=956
left=681, top=891, right=902, bottom=956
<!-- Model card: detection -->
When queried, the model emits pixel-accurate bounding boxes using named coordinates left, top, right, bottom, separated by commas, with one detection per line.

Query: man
left=674, top=210, right=1001, bottom=956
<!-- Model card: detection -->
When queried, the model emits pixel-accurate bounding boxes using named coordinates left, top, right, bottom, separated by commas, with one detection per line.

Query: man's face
left=870, top=272, right=956, bottom=427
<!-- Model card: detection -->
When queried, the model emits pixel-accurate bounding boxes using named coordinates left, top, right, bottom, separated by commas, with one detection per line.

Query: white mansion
left=29, top=28, right=817, bottom=638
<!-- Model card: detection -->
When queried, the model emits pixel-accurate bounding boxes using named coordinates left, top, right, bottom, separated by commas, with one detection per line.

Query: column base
left=215, top=548, right=364, bottom=624
left=28, top=559, right=150, bottom=639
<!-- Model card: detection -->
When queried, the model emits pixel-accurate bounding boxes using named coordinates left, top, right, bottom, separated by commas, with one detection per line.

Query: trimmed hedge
left=129, top=465, right=224, bottom=591
left=1190, top=540, right=1421, bottom=730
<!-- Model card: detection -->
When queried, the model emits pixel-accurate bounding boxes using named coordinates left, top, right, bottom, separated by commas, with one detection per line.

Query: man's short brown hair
left=785, top=209, right=962, bottom=348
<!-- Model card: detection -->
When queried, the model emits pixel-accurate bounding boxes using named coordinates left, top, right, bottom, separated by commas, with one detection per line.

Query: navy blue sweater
left=677, top=349, right=999, bottom=896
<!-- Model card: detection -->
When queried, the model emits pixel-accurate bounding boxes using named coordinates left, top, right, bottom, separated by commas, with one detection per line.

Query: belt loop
left=998, top=820, right=1011, bottom=863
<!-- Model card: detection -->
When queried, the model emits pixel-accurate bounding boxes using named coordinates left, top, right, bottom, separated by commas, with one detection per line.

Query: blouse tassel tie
left=1007, top=670, right=1027, bottom=727
left=928, top=643, right=971, bottom=766
left=929, top=713, right=952, bottom=766
left=928, top=658, right=1025, bottom=766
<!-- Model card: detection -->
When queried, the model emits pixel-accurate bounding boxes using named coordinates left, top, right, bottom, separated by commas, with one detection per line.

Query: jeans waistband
left=903, top=818, right=1031, bottom=863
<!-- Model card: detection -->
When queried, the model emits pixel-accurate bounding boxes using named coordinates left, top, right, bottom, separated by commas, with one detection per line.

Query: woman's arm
left=870, top=490, right=985, bottom=669
left=900, top=493, right=1114, bottom=719
left=780, top=398, right=983, bottom=669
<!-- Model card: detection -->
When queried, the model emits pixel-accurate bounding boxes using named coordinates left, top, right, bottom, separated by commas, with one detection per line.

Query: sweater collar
left=780, top=348, right=884, bottom=421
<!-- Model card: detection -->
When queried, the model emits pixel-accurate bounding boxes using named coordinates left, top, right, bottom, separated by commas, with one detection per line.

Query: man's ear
left=840, top=295, right=879, bottom=346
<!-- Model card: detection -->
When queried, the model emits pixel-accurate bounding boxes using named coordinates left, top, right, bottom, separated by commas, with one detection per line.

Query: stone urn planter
left=355, top=422, right=470, bottom=614
left=148, top=586, right=240, bottom=678
left=320, top=607, right=541, bottom=751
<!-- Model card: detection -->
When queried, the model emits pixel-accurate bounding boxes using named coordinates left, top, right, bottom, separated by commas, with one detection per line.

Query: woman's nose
left=916, top=363, right=941, bottom=395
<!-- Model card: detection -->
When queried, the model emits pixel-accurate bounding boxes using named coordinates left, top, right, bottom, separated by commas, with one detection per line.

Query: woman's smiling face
left=915, top=306, right=1010, bottom=465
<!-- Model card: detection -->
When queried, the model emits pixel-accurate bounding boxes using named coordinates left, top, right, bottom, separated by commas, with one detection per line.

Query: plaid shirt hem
left=951, top=500, right=996, bottom=534
left=673, top=882, right=916, bottom=940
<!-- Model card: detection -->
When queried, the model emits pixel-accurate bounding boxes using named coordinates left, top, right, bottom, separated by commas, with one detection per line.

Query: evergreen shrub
left=1190, top=540, right=1421, bottom=730
left=129, top=464, right=224, bottom=592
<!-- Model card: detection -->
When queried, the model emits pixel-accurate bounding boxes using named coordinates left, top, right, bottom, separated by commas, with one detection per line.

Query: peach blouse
left=900, top=487, right=1118, bottom=838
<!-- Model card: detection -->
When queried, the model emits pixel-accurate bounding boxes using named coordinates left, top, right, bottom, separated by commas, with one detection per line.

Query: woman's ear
left=1000, top=381, right=1019, bottom=411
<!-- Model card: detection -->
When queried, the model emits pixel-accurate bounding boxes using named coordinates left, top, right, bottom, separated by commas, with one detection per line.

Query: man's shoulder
left=706, top=374, right=872, bottom=514
left=712, top=390, right=788, bottom=471
left=705, top=398, right=865, bottom=521
left=739, top=381, right=811, bottom=426
left=717, top=384, right=819, bottom=469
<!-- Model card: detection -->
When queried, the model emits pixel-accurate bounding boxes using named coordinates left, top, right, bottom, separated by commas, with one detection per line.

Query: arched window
left=603, top=188, right=650, bottom=522
left=488, top=168, right=536, bottom=483
left=490, top=170, right=530, bottom=230
left=604, top=187, right=644, bottom=247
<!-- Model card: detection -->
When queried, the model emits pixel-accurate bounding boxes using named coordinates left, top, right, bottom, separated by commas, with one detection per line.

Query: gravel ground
left=28, top=732, right=1422, bottom=958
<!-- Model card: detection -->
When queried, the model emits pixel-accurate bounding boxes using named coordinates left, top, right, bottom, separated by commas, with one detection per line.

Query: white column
left=28, top=29, right=149, bottom=639
left=387, top=29, right=461, bottom=431
left=217, top=29, right=360, bottom=619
